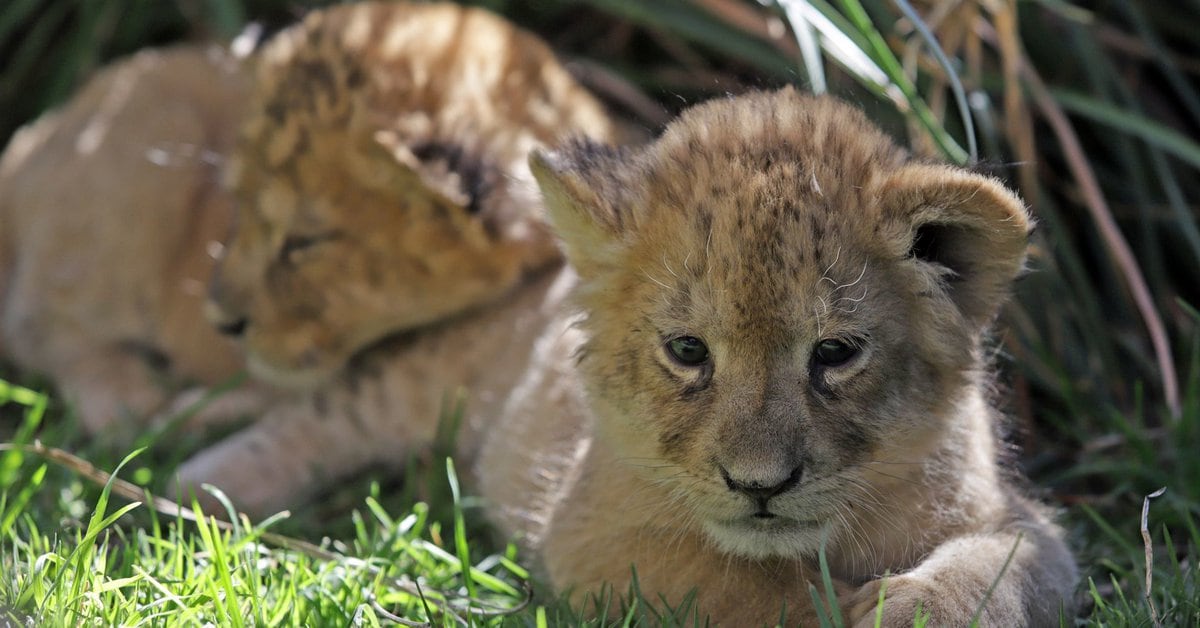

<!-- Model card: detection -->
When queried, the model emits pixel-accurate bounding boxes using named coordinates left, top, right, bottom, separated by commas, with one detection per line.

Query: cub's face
left=209, top=129, right=549, bottom=387
left=532, top=90, right=1030, bottom=559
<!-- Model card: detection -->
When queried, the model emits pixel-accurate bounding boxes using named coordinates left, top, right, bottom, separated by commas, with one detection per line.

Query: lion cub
left=477, top=88, right=1077, bottom=624
left=0, top=2, right=610, bottom=440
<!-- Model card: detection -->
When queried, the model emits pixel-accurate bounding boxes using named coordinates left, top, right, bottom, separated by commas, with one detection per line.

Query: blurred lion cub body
left=0, top=46, right=253, bottom=433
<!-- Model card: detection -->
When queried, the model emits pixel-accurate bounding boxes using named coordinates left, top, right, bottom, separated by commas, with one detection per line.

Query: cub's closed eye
left=279, top=231, right=341, bottom=261
left=665, top=336, right=710, bottom=366
left=812, top=338, right=859, bottom=367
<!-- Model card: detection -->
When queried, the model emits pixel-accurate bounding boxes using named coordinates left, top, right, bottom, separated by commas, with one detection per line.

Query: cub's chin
left=703, top=515, right=831, bottom=560
left=244, top=353, right=338, bottom=390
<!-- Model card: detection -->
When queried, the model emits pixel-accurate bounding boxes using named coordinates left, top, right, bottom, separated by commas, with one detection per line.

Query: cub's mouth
left=243, top=326, right=422, bottom=389
left=244, top=352, right=336, bottom=389
left=703, top=512, right=830, bottom=559
left=721, top=514, right=822, bottom=532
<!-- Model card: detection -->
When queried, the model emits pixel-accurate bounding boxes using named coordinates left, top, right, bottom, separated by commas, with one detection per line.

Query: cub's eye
left=813, top=338, right=858, bottom=367
left=279, top=232, right=339, bottom=263
left=666, top=336, right=710, bottom=366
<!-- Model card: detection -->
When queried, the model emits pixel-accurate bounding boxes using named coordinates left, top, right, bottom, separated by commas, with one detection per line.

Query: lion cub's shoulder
left=0, top=45, right=251, bottom=433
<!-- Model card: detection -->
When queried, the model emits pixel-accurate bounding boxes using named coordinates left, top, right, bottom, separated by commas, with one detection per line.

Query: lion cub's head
left=531, top=89, right=1029, bottom=559
left=208, top=2, right=610, bottom=386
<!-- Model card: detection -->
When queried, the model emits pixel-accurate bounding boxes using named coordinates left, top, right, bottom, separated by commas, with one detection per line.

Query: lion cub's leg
left=171, top=396, right=371, bottom=515
left=55, top=346, right=174, bottom=439
left=177, top=269, right=567, bottom=516
left=171, top=343, right=464, bottom=515
left=152, top=383, right=278, bottom=436
left=52, top=343, right=266, bottom=443
left=847, top=498, right=1076, bottom=626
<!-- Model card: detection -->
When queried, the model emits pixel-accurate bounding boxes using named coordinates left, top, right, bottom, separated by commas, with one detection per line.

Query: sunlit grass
left=0, top=385, right=534, bottom=626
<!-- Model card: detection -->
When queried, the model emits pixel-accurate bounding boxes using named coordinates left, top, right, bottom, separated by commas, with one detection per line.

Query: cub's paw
left=152, top=384, right=276, bottom=435
left=847, top=575, right=950, bottom=628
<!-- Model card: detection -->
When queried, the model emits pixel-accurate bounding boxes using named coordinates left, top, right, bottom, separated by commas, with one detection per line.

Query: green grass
left=0, top=385, right=532, bottom=625
left=0, top=383, right=737, bottom=626
left=2, top=0, right=1199, bottom=624
left=2, top=374, right=1197, bottom=624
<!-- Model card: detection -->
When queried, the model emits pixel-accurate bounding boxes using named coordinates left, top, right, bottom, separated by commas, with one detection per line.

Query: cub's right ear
left=529, top=141, right=639, bottom=277
left=881, top=164, right=1032, bottom=329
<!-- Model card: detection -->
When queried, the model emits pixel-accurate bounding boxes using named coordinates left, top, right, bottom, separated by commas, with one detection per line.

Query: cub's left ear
left=529, top=141, right=640, bottom=277
left=882, top=164, right=1032, bottom=328
left=371, top=127, right=474, bottom=209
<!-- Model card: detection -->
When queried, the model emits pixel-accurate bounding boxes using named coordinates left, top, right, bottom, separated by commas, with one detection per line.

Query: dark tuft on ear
left=408, top=140, right=497, bottom=214
left=908, top=223, right=942, bottom=267
left=557, top=138, right=628, bottom=171
left=529, top=140, right=642, bottom=276
left=907, top=222, right=978, bottom=282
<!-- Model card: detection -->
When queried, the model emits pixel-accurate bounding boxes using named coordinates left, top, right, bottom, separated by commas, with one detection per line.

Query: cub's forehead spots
left=626, top=92, right=911, bottom=341
left=641, top=161, right=888, bottom=340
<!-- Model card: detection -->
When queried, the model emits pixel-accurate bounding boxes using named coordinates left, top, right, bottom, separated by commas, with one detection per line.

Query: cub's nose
left=207, top=271, right=250, bottom=337
left=720, top=464, right=803, bottom=502
left=204, top=299, right=249, bottom=337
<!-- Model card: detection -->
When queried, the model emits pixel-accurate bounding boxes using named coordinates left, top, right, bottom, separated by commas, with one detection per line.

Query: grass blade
left=445, top=458, right=475, bottom=601
left=1052, top=88, right=1200, bottom=171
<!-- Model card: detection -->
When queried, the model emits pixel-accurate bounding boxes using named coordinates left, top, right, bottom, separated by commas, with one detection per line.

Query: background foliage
left=1, top=0, right=1198, bottom=624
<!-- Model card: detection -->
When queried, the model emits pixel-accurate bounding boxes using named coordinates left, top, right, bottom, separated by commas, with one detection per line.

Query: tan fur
left=185, top=89, right=1076, bottom=624
left=175, top=0, right=612, bottom=504
left=1, top=6, right=1073, bottom=622
left=0, top=46, right=260, bottom=436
